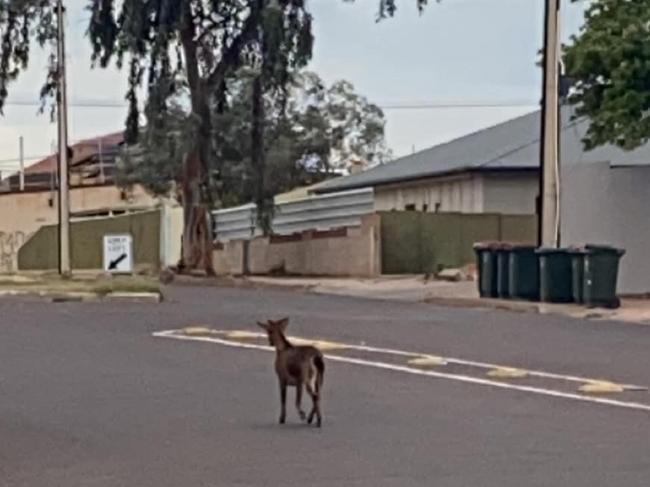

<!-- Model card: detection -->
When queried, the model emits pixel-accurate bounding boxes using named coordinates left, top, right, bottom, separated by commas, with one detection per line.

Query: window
left=422, top=204, right=428, bottom=212
left=405, top=204, right=416, bottom=211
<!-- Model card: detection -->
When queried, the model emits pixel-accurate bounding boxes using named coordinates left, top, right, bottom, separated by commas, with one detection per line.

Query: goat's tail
left=313, top=354, right=325, bottom=396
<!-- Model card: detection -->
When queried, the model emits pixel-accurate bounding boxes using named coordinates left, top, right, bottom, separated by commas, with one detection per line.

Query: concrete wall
left=18, top=210, right=161, bottom=271
left=374, top=174, right=483, bottom=213
left=213, top=215, right=381, bottom=277
left=482, top=172, right=538, bottom=215
left=160, top=203, right=184, bottom=268
left=0, top=184, right=157, bottom=272
left=561, top=162, right=650, bottom=294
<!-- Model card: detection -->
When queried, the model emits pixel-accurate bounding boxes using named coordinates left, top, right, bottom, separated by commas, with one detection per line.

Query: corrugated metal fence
left=212, top=188, right=374, bottom=242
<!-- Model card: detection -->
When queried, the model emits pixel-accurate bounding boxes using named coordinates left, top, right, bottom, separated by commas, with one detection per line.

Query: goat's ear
left=257, top=321, right=269, bottom=331
left=276, top=317, right=289, bottom=330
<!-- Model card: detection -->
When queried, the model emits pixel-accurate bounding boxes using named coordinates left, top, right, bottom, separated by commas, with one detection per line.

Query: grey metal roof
left=316, top=108, right=650, bottom=194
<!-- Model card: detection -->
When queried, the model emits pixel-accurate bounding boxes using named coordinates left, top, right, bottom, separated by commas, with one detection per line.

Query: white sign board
left=103, top=234, right=133, bottom=273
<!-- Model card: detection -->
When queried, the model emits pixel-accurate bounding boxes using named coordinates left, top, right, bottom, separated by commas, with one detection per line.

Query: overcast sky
left=0, top=0, right=589, bottom=174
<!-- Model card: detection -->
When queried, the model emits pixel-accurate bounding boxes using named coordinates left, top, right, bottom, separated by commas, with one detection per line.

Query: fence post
left=159, top=205, right=169, bottom=269
left=242, top=240, right=250, bottom=275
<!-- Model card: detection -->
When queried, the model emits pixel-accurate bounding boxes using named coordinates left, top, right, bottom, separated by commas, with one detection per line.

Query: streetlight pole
left=56, top=0, right=71, bottom=275
left=539, top=0, right=561, bottom=248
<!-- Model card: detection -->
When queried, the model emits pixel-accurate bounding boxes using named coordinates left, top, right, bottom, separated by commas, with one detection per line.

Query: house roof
left=274, top=180, right=332, bottom=203
left=315, top=108, right=650, bottom=194
left=25, top=131, right=124, bottom=175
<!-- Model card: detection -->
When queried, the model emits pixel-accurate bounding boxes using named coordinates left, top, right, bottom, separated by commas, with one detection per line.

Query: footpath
left=238, top=275, right=650, bottom=326
left=0, top=273, right=162, bottom=303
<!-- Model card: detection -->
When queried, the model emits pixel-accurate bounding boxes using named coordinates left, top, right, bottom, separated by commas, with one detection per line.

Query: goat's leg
left=278, top=380, right=287, bottom=424
left=305, top=382, right=322, bottom=428
left=295, top=383, right=307, bottom=421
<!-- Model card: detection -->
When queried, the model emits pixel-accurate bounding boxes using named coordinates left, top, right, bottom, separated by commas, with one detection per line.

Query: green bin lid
left=585, top=244, right=626, bottom=256
left=473, top=241, right=501, bottom=250
left=535, top=247, right=571, bottom=255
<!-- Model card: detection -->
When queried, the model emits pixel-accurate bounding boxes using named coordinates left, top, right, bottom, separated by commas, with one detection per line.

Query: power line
left=380, top=102, right=538, bottom=110
left=5, top=100, right=126, bottom=108
left=4, top=99, right=539, bottom=110
left=0, top=154, right=50, bottom=164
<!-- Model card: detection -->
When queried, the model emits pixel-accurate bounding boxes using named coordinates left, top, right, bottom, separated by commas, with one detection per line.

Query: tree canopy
left=377, top=0, right=429, bottom=18
left=0, top=0, right=425, bottom=272
left=564, top=0, right=650, bottom=150
left=0, top=1, right=427, bottom=114
left=118, top=69, right=389, bottom=208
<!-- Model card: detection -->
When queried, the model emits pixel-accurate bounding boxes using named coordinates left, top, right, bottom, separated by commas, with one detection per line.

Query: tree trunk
left=176, top=2, right=265, bottom=275
left=172, top=91, right=216, bottom=275
left=179, top=147, right=215, bottom=275
left=251, top=73, right=270, bottom=234
left=178, top=9, right=216, bottom=276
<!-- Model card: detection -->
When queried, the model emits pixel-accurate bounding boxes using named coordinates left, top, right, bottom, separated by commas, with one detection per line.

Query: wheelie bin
left=583, top=245, right=625, bottom=309
left=495, top=244, right=512, bottom=299
left=508, top=245, right=539, bottom=301
left=474, top=242, right=499, bottom=298
left=536, top=247, right=574, bottom=303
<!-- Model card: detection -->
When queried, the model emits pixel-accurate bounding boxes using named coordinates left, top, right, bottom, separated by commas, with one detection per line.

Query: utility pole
left=56, top=0, right=71, bottom=275
left=19, top=136, right=24, bottom=191
left=539, top=0, right=561, bottom=248
left=98, top=137, right=105, bottom=184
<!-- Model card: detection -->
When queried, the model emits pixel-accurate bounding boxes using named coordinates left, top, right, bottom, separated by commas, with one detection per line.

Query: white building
left=315, top=108, right=650, bottom=294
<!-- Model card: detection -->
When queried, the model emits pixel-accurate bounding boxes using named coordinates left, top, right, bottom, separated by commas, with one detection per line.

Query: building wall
left=561, top=162, right=650, bottom=294
left=374, top=171, right=538, bottom=215
left=482, top=172, right=538, bottom=215
left=0, top=184, right=157, bottom=272
left=374, top=174, right=483, bottom=213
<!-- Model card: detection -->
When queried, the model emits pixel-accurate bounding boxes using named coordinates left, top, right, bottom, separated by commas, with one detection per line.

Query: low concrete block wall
left=213, top=240, right=246, bottom=275
left=212, top=215, right=381, bottom=277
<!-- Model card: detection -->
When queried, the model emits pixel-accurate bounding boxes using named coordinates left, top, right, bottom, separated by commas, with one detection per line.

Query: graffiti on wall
left=0, top=231, right=26, bottom=273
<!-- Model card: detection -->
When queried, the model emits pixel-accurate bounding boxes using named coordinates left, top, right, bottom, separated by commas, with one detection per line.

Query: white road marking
left=153, top=330, right=650, bottom=414
left=320, top=340, right=643, bottom=388
left=177, top=328, right=646, bottom=390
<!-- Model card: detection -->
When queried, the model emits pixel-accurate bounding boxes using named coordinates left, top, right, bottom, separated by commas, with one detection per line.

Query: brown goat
left=257, top=318, right=325, bottom=427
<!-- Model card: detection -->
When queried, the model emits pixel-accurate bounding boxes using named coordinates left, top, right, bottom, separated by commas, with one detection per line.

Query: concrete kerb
left=0, top=290, right=98, bottom=303
left=424, top=296, right=650, bottom=325
left=101, top=292, right=163, bottom=303
left=209, top=276, right=650, bottom=326
left=424, top=296, right=572, bottom=315
left=0, top=289, right=162, bottom=304
left=171, top=274, right=317, bottom=292
left=153, top=274, right=650, bottom=325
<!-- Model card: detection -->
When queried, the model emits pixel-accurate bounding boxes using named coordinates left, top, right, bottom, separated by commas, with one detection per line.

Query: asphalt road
left=1, top=284, right=650, bottom=487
